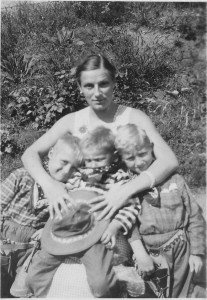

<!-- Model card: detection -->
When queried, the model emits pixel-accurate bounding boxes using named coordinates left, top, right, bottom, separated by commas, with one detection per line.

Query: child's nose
left=135, top=157, right=142, bottom=167
left=63, top=164, right=72, bottom=174
left=91, top=161, right=97, bottom=168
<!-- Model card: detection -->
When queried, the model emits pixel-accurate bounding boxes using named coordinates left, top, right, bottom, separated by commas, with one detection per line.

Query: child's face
left=48, top=143, right=78, bottom=183
left=122, top=146, right=154, bottom=174
left=82, top=148, right=113, bottom=169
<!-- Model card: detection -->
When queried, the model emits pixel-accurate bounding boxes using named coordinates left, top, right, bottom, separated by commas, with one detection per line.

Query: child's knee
left=91, top=280, right=110, bottom=297
left=89, top=273, right=118, bottom=298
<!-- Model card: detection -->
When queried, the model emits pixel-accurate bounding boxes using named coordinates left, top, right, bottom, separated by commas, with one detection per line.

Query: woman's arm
left=131, top=108, right=178, bottom=183
left=21, top=113, right=75, bottom=219
left=89, top=109, right=178, bottom=219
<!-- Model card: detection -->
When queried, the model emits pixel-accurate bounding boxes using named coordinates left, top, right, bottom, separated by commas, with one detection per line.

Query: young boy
left=26, top=127, right=141, bottom=298
left=115, top=123, right=205, bottom=298
left=0, top=133, right=81, bottom=297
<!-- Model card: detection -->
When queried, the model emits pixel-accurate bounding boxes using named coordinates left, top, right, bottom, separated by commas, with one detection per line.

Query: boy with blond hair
left=115, top=123, right=205, bottom=298
left=1, top=133, right=82, bottom=297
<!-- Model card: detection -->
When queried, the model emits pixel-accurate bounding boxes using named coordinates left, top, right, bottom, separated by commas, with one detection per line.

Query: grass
left=1, top=2, right=206, bottom=189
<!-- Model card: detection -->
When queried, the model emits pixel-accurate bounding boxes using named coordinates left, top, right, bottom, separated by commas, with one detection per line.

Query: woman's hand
left=43, top=179, right=75, bottom=220
left=189, top=255, right=203, bottom=274
left=89, top=184, right=130, bottom=220
left=101, top=220, right=121, bottom=249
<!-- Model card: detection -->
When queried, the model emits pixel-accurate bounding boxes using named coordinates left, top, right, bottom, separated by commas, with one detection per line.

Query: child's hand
left=134, top=251, right=155, bottom=278
left=189, top=255, right=203, bottom=274
left=101, top=220, right=121, bottom=249
left=30, top=228, right=43, bottom=242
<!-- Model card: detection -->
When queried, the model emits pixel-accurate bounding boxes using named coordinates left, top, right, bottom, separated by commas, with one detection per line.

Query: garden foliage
left=1, top=1, right=206, bottom=187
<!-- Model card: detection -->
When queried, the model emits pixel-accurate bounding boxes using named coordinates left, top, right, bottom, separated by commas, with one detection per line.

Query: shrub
left=7, top=72, right=86, bottom=129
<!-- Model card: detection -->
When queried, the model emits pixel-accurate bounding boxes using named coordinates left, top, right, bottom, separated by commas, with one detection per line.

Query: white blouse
left=73, top=105, right=132, bottom=138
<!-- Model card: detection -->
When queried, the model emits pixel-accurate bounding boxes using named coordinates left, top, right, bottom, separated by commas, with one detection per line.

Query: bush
left=7, top=72, right=86, bottom=129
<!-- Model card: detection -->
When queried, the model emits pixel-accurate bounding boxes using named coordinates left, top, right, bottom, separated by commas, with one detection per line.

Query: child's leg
left=81, top=242, right=119, bottom=298
left=26, top=248, right=64, bottom=297
left=162, top=232, right=191, bottom=297
left=1, top=221, right=36, bottom=295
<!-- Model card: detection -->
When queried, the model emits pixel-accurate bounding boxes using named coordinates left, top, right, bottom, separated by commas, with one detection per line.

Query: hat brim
left=41, top=189, right=109, bottom=255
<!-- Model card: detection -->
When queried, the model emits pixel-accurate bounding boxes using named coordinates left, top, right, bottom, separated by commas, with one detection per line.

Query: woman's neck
left=89, top=102, right=119, bottom=123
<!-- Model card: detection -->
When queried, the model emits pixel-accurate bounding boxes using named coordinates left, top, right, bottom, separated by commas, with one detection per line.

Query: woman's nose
left=94, top=85, right=101, bottom=96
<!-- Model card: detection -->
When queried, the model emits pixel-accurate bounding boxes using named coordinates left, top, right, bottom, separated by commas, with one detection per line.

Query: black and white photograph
left=1, top=0, right=206, bottom=298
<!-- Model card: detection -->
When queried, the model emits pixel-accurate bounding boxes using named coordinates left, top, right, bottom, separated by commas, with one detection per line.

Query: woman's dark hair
left=75, top=54, right=116, bottom=84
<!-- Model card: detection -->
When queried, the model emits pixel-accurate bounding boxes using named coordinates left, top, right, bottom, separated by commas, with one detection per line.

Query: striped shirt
left=67, top=163, right=141, bottom=236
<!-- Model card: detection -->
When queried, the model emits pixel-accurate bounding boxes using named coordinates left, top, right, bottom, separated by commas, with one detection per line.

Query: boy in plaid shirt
left=115, top=123, right=205, bottom=298
left=0, top=133, right=81, bottom=294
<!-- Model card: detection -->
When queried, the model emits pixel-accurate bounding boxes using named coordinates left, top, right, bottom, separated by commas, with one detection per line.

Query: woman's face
left=79, top=68, right=115, bottom=111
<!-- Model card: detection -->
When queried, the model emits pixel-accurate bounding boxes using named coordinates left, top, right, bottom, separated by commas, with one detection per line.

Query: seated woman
left=19, top=54, right=178, bottom=298
left=21, top=54, right=178, bottom=221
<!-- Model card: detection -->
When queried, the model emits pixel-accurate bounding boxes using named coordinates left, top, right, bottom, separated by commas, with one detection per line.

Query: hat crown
left=52, top=202, right=93, bottom=238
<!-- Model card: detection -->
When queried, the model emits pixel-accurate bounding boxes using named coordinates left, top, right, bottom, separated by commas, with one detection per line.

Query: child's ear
left=150, top=143, right=155, bottom=159
left=48, top=147, right=54, bottom=159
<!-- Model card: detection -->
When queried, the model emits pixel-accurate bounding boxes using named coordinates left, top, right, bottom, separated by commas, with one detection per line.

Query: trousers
left=27, top=241, right=119, bottom=298
left=147, top=230, right=192, bottom=298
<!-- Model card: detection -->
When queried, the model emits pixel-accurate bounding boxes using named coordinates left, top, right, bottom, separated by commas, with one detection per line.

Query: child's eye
left=126, top=157, right=135, bottom=161
left=95, top=158, right=105, bottom=162
left=138, top=153, right=146, bottom=157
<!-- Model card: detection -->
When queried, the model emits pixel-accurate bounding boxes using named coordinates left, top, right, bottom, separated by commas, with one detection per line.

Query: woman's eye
left=100, top=82, right=108, bottom=88
left=85, top=84, right=93, bottom=89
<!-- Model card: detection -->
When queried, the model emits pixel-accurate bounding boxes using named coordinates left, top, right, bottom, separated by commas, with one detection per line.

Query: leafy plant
left=1, top=54, right=39, bottom=85
left=7, top=72, right=86, bottom=129
left=0, top=129, right=21, bottom=156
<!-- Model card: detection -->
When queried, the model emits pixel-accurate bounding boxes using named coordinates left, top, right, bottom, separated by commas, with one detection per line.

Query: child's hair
left=115, top=124, right=153, bottom=154
left=80, top=126, right=116, bottom=155
left=75, top=54, right=116, bottom=84
left=55, top=132, right=83, bottom=165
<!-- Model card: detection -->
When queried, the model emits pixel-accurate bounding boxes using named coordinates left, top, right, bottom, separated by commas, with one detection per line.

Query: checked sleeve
left=0, top=171, right=19, bottom=227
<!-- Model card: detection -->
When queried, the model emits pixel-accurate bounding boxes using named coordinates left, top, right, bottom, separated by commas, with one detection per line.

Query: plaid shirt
left=137, top=173, right=205, bottom=256
left=0, top=168, right=49, bottom=229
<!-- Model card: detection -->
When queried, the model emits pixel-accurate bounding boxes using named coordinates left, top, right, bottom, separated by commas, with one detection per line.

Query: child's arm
left=113, top=198, right=140, bottom=236
left=101, top=219, right=122, bottom=249
left=181, top=178, right=205, bottom=273
left=0, top=171, right=19, bottom=228
left=130, top=237, right=155, bottom=278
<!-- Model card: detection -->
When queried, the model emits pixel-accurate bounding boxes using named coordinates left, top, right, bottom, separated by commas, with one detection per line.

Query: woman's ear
left=77, top=83, right=83, bottom=94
